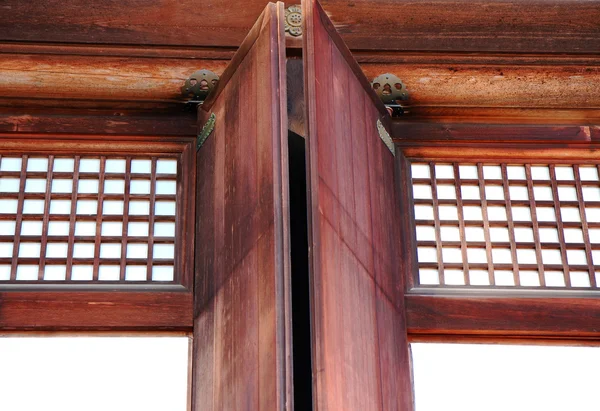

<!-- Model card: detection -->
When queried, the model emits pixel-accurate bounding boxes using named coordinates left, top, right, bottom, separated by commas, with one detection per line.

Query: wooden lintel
left=1, top=51, right=600, bottom=122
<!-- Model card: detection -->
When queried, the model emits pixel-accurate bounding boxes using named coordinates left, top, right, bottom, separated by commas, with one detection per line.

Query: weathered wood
left=2, top=53, right=600, bottom=121
left=193, top=3, right=291, bottom=410
left=362, top=62, right=600, bottom=110
left=303, top=0, right=412, bottom=409
left=0, top=54, right=227, bottom=104
left=1, top=0, right=598, bottom=53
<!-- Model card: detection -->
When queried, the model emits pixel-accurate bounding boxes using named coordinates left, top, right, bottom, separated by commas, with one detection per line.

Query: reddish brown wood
left=1, top=0, right=598, bottom=54
left=573, top=165, right=597, bottom=287
left=406, top=294, right=600, bottom=337
left=304, top=0, right=412, bottom=409
left=0, top=288, right=192, bottom=330
left=0, top=112, right=197, bottom=137
left=193, top=3, right=291, bottom=410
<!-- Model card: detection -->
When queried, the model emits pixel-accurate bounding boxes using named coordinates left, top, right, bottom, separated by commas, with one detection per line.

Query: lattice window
left=0, top=154, right=179, bottom=283
left=410, top=161, right=600, bottom=289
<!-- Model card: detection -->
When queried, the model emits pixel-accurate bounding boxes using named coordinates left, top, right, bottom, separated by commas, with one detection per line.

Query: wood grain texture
left=193, top=3, right=291, bottom=410
left=392, top=123, right=600, bottom=143
left=0, top=112, right=196, bottom=136
left=0, top=288, right=192, bottom=330
left=1, top=0, right=598, bottom=54
left=303, top=1, right=412, bottom=409
left=3, top=52, right=600, bottom=122
left=406, top=294, right=600, bottom=337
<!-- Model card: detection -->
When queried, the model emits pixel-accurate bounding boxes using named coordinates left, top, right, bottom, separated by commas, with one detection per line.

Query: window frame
left=0, top=132, right=196, bottom=331
left=393, top=123, right=600, bottom=340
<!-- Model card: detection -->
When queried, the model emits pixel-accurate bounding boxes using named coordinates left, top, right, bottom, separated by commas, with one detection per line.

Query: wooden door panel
left=303, top=0, right=413, bottom=409
left=193, top=3, right=291, bottom=410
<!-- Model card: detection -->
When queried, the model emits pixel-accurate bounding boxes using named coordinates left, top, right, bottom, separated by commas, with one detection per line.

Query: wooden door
left=193, top=3, right=292, bottom=410
left=303, top=0, right=414, bottom=410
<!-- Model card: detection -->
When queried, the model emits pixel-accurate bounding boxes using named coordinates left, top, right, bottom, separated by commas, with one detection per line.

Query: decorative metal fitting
left=182, top=69, right=219, bottom=102
left=285, top=5, right=302, bottom=37
left=371, top=73, right=409, bottom=104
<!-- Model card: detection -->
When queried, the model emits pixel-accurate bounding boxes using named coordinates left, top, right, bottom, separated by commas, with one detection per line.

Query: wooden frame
left=395, top=124, right=600, bottom=340
left=0, top=133, right=195, bottom=330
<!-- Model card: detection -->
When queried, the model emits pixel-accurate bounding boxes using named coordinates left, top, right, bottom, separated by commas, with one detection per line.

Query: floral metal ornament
left=285, top=5, right=302, bottom=37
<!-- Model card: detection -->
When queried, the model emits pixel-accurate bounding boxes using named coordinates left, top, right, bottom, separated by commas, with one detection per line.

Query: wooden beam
left=1, top=0, right=598, bottom=54
left=1, top=51, right=600, bottom=122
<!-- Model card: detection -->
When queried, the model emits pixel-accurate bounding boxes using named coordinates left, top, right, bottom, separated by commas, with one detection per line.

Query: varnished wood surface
left=304, top=0, right=412, bottom=409
left=0, top=288, right=192, bottom=330
left=193, top=3, right=291, bottom=410
left=0, top=111, right=196, bottom=136
left=1, top=0, right=598, bottom=54
left=406, top=294, right=600, bottom=337
left=393, top=123, right=600, bottom=143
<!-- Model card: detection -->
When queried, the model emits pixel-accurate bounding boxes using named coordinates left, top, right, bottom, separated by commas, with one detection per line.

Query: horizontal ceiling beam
left=2, top=50, right=599, bottom=123
left=1, top=0, right=598, bottom=54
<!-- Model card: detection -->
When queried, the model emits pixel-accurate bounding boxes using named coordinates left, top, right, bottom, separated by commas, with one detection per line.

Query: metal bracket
left=376, top=119, right=395, bottom=156
left=182, top=70, right=219, bottom=104
left=285, top=5, right=302, bottom=37
left=371, top=73, right=409, bottom=117
left=197, top=113, right=216, bottom=150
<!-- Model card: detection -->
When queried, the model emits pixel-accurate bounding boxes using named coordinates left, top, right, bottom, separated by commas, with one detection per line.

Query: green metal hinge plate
left=197, top=113, right=216, bottom=150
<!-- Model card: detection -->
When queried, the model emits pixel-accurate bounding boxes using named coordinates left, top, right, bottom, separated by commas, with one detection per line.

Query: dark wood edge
left=406, top=293, right=600, bottom=337
left=395, top=150, right=418, bottom=291
left=305, top=0, right=389, bottom=121
left=0, top=133, right=192, bottom=153
left=200, top=2, right=276, bottom=111
left=301, top=0, right=323, bottom=407
left=273, top=2, right=294, bottom=407
left=0, top=112, right=197, bottom=137
left=0, top=288, right=193, bottom=330
left=392, top=122, right=598, bottom=143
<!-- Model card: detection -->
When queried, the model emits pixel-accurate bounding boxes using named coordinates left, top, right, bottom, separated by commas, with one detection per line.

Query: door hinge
left=197, top=113, right=216, bottom=150
left=182, top=69, right=219, bottom=105
left=371, top=73, right=409, bottom=117
left=376, top=119, right=395, bottom=156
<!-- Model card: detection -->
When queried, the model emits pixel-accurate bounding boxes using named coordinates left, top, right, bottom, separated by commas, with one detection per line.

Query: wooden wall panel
left=304, top=0, right=413, bottom=409
left=193, top=3, right=291, bottom=410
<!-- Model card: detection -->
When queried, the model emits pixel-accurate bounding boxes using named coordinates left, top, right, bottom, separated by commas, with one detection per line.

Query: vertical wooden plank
left=192, top=3, right=290, bottom=411
left=66, top=156, right=80, bottom=279
left=501, top=164, right=521, bottom=286
left=573, top=165, right=597, bottom=287
left=525, top=165, right=546, bottom=286
left=303, top=0, right=413, bottom=409
left=92, top=156, right=106, bottom=281
left=429, top=163, right=445, bottom=284
left=477, top=163, right=495, bottom=285
left=453, top=163, right=470, bottom=284
left=38, top=156, right=54, bottom=280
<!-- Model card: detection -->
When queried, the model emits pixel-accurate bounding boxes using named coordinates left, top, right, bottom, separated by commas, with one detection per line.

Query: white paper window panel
left=412, top=343, right=600, bottom=411
left=411, top=161, right=600, bottom=289
left=0, top=155, right=179, bottom=284
left=0, top=337, right=189, bottom=411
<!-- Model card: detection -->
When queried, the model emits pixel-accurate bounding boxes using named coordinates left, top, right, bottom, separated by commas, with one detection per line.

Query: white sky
left=412, top=343, right=600, bottom=411
left=0, top=336, right=189, bottom=411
